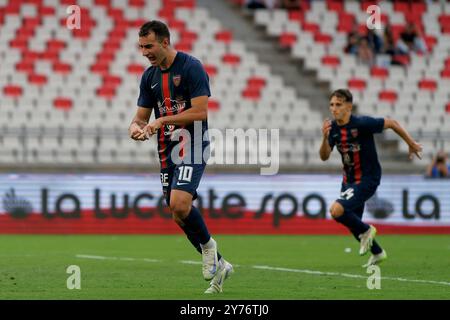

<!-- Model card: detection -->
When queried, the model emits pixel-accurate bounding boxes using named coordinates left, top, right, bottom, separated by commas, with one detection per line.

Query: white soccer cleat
left=359, top=225, right=377, bottom=256
left=362, top=249, right=387, bottom=268
left=201, top=238, right=218, bottom=281
left=204, top=260, right=234, bottom=294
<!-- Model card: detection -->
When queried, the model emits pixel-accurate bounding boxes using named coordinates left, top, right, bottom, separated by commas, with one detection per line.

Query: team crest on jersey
left=351, top=128, right=358, bottom=138
left=173, top=75, right=181, bottom=87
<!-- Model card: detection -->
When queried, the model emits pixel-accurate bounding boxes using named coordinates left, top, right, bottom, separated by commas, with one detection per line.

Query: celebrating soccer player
left=128, top=20, right=233, bottom=293
left=320, top=89, right=423, bottom=267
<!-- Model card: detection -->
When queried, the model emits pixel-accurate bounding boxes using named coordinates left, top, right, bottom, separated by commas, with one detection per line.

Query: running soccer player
left=128, top=20, right=233, bottom=293
left=320, top=89, right=422, bottom=267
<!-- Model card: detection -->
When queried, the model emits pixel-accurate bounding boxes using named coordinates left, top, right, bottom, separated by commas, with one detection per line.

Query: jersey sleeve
left=359, top=116, right=385, bottom=134
left=187, top=59, right=211, bottom=99
left=137, top=71, right=156, bottom=108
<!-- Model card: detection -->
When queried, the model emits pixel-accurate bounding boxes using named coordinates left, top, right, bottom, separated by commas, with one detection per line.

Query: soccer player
left=128, top=20, right=233, bottom=293
left=320, top=89, right=422, bottom=267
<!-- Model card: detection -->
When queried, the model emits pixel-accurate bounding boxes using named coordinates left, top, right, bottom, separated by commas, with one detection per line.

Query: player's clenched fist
left=129, top=122, right=147, bottom=141
left=322, top=119, right=332, bottom=138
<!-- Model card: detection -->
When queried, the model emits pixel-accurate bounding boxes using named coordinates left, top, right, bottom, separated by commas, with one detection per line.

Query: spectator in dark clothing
left=397, top=22, right=427, bottom=54
left=345, top=23, right=361, bottom=54
left=366, top=29, right=383, bottom=54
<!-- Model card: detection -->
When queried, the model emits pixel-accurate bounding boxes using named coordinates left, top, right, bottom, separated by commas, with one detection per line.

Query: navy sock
left=180, top=206, right=222, bottom=260
left=350, top=228, right=383, bottom=255
left=335, top=211, right=370, bottom=235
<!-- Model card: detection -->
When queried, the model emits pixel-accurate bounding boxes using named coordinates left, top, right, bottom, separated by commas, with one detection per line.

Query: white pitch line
left=253, top=265, right=450, bottom=287
left=76, top=254, right=161, bottom=263
left=76, top=255, right=450, bottom=287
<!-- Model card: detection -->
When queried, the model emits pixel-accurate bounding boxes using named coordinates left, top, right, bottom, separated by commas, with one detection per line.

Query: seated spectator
left=245, top=0, right=268, bottom=9
left=426, top=151, right=450, bottom=178
left=345, top=23, right=361, bottom=54
left=396, top=22, right=428, bottom=54
left=357, top=38, right=375, bottom=66
left=381, top=23, right=397, bottom=56
left=280, top=0, right=300, bottom=10
left=366, top=28, right=383, bottom=54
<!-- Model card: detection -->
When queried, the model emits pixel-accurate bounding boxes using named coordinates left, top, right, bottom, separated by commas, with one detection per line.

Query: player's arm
left=143, top=96, right=208, bottom=135
left=384, top=118, right=422, bottom=160
left=319, top=119, right=332, bottom=161
left=129, top=107, right=152, bottom=141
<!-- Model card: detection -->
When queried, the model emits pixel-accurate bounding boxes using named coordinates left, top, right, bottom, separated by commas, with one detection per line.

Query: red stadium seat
left=204, top=64, right=218, bottom=78
left=314, top=33, right=332, bottom=45
left=424, top=36, right=437, bottom=52
left=444, top=57, right=450, bottom=68
left=327, top=0, right=344, bottom=12
left=168, top=19, right=185, bottom=31
left=96, top=87, right=116, bottom=99
left=128, top=0, right=145, bottom=7
left=371, top=66, right=389, bottom=79
left=174, top=41, right=192, bottom=52
left=348, top=78, right=366, bottom=91
left=302, top=22, right=320, bottom=34
left=418, top=79, right=437, bottom=91
left=288, top=10, right=304, bottom=22
left=3, top=85, right=22, bottom=97
left=215, top=30, right=233, bottom=44
left=242, top=88, right=261, bottom=101
left=441, top=69, right=450, bottom=78
left=247, top=77, right=266, bottom=89
left=446, top=103, right=450, bottom=114
left=54, top=98, right=73, bottom=110
left=16, top=61, right=34, bottom=73
left=392, top=55, right=410, bottom=65
left=379, top=90, right=398, bottom=103
left=279, top=33, right=297, bottom=48
left=103, top=75, right=122, bottom=86
left=208, top=99, right=220, bottom=111
left=361, top=0, right=380, bottom=11
left=322, top=55, right=340, bottom=68
left=28, top=74, right=47, bottom=86
left=53, top=62, right=72, bottom=74
left=39, top=6, right=56, bottom=15
left=127, top=63, right=145, bottom=74
left=222, top=53, right=241, bottom=66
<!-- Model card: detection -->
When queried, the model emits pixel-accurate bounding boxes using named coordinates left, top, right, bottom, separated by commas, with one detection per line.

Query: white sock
left=200, top=237, right=216, bottom=250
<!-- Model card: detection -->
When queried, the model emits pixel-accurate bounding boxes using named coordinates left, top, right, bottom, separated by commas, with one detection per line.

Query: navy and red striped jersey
left=137, top=52, right=211, bottom=168
left=328, top=115, right=385, bottom=184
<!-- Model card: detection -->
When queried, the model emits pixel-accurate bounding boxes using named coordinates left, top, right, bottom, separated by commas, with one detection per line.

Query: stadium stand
left=1, top=0, right=449, bottom=170
left=0, top=0, right=326, bottom=169
left=250, top=0, right=450, bottom=164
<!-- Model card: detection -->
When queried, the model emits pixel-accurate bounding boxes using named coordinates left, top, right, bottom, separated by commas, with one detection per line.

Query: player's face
left=139, top=32, right=168, bottom=67
left=329, top=96, right=351, bottom=122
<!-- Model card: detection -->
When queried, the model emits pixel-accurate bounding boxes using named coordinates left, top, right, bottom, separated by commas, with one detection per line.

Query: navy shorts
left=336, top=182, right=378, bottom=218
left=160, top=163, right=206, bottom=205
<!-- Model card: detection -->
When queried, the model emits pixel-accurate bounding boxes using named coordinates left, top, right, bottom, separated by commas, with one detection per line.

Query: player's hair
left=139, top=20, right=171, bottom=44
left=330, top=89, right=353, bottom=103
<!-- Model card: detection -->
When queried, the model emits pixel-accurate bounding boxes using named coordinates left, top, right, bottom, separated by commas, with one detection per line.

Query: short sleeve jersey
left=137, top=52, right=211, bottom=168
left=328, top=115, right=385, bottom=184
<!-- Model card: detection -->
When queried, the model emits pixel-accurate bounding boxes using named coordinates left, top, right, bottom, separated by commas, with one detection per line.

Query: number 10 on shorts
left=178, top=166, right=193, bottom=183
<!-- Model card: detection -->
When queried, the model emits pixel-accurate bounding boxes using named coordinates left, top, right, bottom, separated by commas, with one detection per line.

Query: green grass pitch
left=0, top=235, right=449, bottom=299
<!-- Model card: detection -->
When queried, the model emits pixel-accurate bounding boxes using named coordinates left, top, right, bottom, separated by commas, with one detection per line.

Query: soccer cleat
left=201, top=238, right=218, bottom=281
left=362, top=250, right=387, bottom=268
left=358, top=225, right=377, bottom=256
left=204, top=260, right=234, bottom=294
